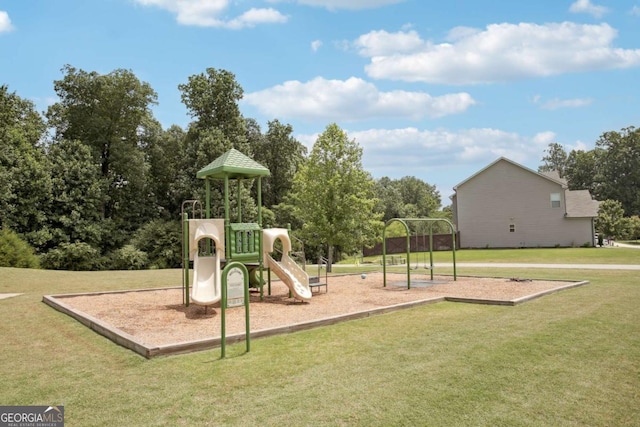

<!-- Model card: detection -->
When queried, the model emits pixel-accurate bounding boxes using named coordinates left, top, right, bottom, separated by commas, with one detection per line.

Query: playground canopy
left=196, top=148, right=270, bottom=180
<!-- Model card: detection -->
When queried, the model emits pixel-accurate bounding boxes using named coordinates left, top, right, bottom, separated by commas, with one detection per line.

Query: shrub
left=108, top=245, right=149, bottom=270
left=0, top=228, right=40, bottom=268
left=132, top=220, right=182, bottom=269
left=41, top=242, right=102, bottom=271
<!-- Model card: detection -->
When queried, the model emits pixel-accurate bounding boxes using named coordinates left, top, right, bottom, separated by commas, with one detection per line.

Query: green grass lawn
left=1, top=258, right=639, bottom=426
left=355, top=247, right=640, bottom=265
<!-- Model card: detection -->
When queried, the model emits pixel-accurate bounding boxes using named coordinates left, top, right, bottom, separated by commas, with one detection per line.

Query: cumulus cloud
left=273, top=0, right=405, bottom=10
left=535, top=96, right=593, bottom=110
left=243, top=77, right=475, bottom=122
left=296, top=127, right=555, bottom=185
left=354, top=29, right=424, bottom=56
left=134, top=0, right=287, bottom=28
left=358, top=23, right=640, bottom=85
left=569, top=0, right=608, bottom=18
left=0, top=11, right=14, bottom=32
left=311, top=39, right=322, bottom=51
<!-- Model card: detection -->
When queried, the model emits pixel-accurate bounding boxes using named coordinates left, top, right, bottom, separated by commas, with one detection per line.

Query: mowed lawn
left=1, top=249, right=639, bottom=426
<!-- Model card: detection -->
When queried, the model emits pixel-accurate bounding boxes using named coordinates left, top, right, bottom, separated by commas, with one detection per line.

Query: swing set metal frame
left=382, top=217, right=457, bottom=289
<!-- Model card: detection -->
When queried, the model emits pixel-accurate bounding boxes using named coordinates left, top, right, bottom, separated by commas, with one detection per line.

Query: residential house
left=451, top=157, right=600, bottom=248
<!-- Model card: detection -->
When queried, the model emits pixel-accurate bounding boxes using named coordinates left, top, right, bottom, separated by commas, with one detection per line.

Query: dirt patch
left=53, top=273, right=585, bottom=348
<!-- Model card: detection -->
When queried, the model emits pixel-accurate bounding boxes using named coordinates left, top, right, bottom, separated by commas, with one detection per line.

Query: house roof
left=565, top=189, right=600, bottom=218
left=196, top=148, right=270, bottom=180
left=540, top=170, right=568, bottom=186
left=453, top=157, right=567, bottom=190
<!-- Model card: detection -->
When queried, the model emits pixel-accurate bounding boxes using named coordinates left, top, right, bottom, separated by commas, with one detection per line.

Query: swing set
left=382, top=217, right=457, bottom=289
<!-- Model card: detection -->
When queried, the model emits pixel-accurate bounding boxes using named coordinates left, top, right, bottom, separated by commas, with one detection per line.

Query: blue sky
left=1, top=0, right=639, bottom=201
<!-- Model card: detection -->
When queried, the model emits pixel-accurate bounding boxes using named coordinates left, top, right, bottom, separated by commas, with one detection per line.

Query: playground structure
left=181, top=149, right=312, bottom=310
left=382, top=217, right=457, bottom=288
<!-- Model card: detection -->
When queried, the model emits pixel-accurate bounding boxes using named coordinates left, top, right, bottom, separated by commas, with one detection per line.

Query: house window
left=509, top=224, right=515, bottom=233
left=550, top=193, right=561, bottom=208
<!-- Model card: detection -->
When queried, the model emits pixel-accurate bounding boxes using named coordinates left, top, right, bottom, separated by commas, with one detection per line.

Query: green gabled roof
left=196, top=148, right=270, bottom=180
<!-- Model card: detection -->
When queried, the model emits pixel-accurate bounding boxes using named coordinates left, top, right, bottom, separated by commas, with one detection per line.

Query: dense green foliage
left=1, top=64, right=636, bottom=270
left=252, top=119, right=307, bottom=211
left=539, top=127, right=640, bottom=218
left=0, top=67, right=277, bottom=270
left=0, top=85, right=51, bottom=248
left=596, top=199, right=626, bottom=239
left=287, top=123, right=383, bottom=267
left=0, top=228, right=40, bottom=268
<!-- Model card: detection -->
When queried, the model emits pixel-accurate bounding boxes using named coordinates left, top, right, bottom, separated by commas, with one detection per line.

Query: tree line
left=538, top=131, right=640, bottom=240
left=1, top=66, right=445, bottom=270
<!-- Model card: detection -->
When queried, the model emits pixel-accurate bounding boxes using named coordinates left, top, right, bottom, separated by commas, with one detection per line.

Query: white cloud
left=0, top=11, right=14, bottom=32
left=630, top=5, right=640, bottom=16
left=134, top=0, right=287, bottom=28
left=273, top=0, right=405, bottom=10
left=296, top=127, right=555, bottom=183
left=359, top=23, right=640, bottom=85
left=569, top=0, right=608, bottom=18
left=536, top=96, right=593, bottom=110
left=570, top=140, right=589, bottom=151
left=243, top=77, right=475, bottom=121
left=354, top=29, right=424, bottom=56
left=311, top=39, right=322, bottom=52
left=225, top=8, right=287, bottom=29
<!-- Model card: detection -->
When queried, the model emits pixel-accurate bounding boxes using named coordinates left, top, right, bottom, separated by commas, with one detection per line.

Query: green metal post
left=257, top=177, right=264, bottom=300
left=382, top=225, right=387, bottom=287
left=244, top=267, right=251, bottom=353
left=183, top=213, right=190, bottom=307
left=429, top=223, right=434, bottom=280
left=237, top=179, right=242, bottom=222
left=221, top=267, right=227, bottom=359
left=224, top=176, right=230, bottom=260
left=452, top=227, right=457, bottom=281
left=406, top=229, right=411, bottom=289
left=205, top=179, right=211, bottom=219
left=383, top=218, right=412, bottom=289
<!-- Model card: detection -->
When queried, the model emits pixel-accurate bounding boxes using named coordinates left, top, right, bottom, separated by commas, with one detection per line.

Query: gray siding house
left=451, top=157, right=600, bottom=248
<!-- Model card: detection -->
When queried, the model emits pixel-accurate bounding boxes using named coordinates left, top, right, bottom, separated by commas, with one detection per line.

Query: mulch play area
left=43, top=272, right=588, bottom=358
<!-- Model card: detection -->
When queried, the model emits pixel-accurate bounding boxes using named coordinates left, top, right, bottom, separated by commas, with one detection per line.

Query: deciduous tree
left=46, top=65, right=158, bottom=244
left=0, top=85, right=51, bottom=249
left=538, top=142, right=568, bottom=177
left=253, top=119, right=307, bottom=210
left=595, top=127, right=640, bottom=216
left=596, top=199, right=625, bottom=240
left=288, top=123, right=383, bottom=269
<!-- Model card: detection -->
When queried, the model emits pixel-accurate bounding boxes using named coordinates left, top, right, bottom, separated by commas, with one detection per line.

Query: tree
left=375, top=176, right=441, bottom=223
left=144, top=123, right=186, bottom=218
left=595, top=127, right=640, bottom=216
left=46, top=65, right=159, bottom=247
left=621, top=216, right=640, bottom=241
left=0, top=85, right=52, bottom=250
left=253, top=119, right=307, bottom=210
left=178, top=68, right=260, bottom=222
left=46, top=139, right=104, bottom=249
left=375, top=177, right=405, bottom=221
left=178, top=67, right=248, bottom=152
left=288, top=123, right=383, bottom=270
left=396, top=176, right=441, bottom=218
left=595, top=199, right=625, bottom=240
left=538, top=142, right=568, bottom=177
left=564, top=149, right=600, bottom=192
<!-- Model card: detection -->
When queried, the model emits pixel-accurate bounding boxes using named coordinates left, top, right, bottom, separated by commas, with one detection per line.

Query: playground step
left=309, top=281, right=327, bottom=293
